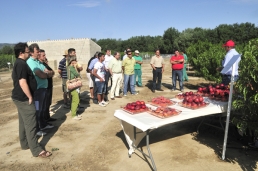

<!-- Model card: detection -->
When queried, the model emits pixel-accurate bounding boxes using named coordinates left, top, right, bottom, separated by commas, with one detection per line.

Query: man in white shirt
left=104, top=49, right=114, bottom=99
left=93, top=53, right=109, bottom=107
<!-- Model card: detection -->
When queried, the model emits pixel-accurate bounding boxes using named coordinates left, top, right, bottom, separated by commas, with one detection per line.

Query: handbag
left=66, top=66, right=82, bottom=91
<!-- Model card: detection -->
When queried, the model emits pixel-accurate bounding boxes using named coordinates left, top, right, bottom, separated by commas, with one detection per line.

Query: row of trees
left=93, top=22, right=258, bottom=53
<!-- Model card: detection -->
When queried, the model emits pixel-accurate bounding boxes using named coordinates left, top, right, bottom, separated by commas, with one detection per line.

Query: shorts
left=95, top=81, right=106, bottom=94
left=62, top=78, right=68, bottom=93
left=86, top=73, right=94, bottom=88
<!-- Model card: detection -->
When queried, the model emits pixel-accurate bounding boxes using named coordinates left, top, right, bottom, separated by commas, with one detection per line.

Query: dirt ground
left=0, top=59, right=257, bottom=171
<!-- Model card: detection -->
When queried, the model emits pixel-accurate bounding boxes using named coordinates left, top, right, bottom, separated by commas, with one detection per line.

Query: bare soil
left=0, top=59, right=257, bottom=171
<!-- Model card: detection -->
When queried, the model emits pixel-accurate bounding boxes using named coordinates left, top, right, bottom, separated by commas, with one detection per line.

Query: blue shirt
left=222, top=48, right=240, bottom=76
left=27, top=57, right=48, bottom=89
left=88, top=58, right=99, bottom=71
left=58, top=58, right=67, bottom=79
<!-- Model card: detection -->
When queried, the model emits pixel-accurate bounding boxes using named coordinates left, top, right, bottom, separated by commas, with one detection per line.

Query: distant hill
left=0, top=43, right=15, bottom=49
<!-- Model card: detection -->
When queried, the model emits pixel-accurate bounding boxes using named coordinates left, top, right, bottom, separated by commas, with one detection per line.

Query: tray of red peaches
left=147, top=107, right=181, bottom=119
left=178, top=93, right=209, bottom=110
left=121, top=101, right=148, bottom=114
left=149, top=96, right=175, bottom=107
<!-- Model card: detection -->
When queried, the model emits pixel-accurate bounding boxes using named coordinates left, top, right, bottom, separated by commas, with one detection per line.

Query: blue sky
left=0, top=0, right=257, bottom=43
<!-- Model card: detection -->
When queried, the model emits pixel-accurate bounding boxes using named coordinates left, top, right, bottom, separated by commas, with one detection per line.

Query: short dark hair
left=155, top=49, right=160, bottom=52
left=28, top=43, right=39, bottom=53
left=113, top=52, right=119, bottom=56
left=39, top=49, right=45, bottom=53
left=14, top=42, right=28, bottom=58
left=68, top=48, right=75, bottom=55
left=98, top=52, right=104, bottom=58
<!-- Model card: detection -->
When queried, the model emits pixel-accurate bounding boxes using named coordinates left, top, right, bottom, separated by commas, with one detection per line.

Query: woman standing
left=68, top=57, right=81, bottom=120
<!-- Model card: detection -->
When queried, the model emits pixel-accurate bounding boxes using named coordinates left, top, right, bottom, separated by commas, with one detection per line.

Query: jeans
left=96, top=81, right=106, bottom=94
left=152, top=68, right=162, bottom=90
left=134, top=69, right=142, bottom=86
left=172, top=69, right=183, bottom=90
left=44, top=88, right=53, bottom=121
left=123, top=74, right=136, bottom=95
left=222, top=75, right=239, bottom=86
left=12, top=99, right=43, bottom=157
left=34, top=88, right=48, bottom=130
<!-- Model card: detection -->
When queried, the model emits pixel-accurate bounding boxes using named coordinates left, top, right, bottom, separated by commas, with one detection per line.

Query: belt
left=155, top=67, right=162, bottom=69
left=113, top=72, right=122, bottom=74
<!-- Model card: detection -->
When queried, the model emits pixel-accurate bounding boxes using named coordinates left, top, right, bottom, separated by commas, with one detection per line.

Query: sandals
left=38, top=150, right=52, bottom=158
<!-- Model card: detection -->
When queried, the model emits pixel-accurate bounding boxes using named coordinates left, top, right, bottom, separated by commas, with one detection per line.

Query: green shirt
left=108, top=58, right=122, bottom=73
left=122, top=57, right=135, bottom=75
left=26, top=57, right=48, bottom=89
left=68, top=66, right=80, bottom=79
left=133, top=56, right=143, bottom=69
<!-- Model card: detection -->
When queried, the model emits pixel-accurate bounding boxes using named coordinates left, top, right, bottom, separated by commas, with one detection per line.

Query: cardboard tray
left=178, top=102, right=210, bottom=110
left=121, top=107, right=149, bottom=115
left=147, top=108, right=181, bottom=119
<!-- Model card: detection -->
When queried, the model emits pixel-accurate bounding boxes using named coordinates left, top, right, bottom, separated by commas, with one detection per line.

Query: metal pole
left=222, top=64, right=236, bottom=160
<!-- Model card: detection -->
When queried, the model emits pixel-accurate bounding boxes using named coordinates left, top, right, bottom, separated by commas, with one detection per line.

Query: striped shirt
left=58, top=58, right=67, bottom=79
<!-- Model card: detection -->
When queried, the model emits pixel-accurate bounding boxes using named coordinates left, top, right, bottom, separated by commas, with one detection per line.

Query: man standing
left=108, top=52, right=123, bottom=100
left=39, top=49, right=56, bottom=122
left=150, top=49, right=165, bottom=93
left=133, top=50, right=143, bottom=87
left=170, top=50, right=184, bottom=92
left=58, top=50, right=69, bottom=108
left=104, top=49, right=114, bottom=99
left=88, top=52, right=100, bottom=104
left=86, top=52, right=99, bottom=98
left=217, top=40, right=240, bottom=85
left=182, top=52, right=188, bottom=81
left=27, top=43, right=54, bottom=134
left=93, top=53, right=109, bottom=106
left=122, top=51, right=138, bottom=96
left=12, top=42, right=52, bottom=158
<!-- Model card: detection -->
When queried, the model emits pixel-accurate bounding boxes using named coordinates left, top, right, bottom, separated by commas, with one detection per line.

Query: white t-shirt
left=94, top=61, right=105, bottom=81
left=104, top=54, right=114, bottom=69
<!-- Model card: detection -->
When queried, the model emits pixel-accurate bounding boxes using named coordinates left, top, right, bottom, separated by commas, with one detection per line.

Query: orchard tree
left=162, top=27, right=180, bottom=53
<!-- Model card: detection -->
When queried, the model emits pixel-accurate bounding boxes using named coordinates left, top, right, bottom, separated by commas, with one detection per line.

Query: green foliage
left=232, top=38, right=258, bottom=135
left=0, top=54, right=13, bottom=70
left=186, top=41, right=225, bottom=82
left=0, top=45, right=14, bottom=55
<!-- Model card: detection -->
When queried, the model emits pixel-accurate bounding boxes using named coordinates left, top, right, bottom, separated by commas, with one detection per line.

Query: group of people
left=11, top=39, right=238, bottom=158
left=150, top=49, right=188, bottom=93
left=84, top=49, right=142, bottom=107
left=12, top=42, right=54, bottom=158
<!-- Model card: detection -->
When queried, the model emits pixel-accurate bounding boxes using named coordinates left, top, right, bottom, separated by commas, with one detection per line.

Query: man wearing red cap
left=217, top=40, right=240, bottom=85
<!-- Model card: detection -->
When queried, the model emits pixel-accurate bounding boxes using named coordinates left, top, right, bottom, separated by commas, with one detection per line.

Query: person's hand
left=100, top=78, right=104, bottom=82
left=28, top=97, right=33, bottom=105
left=162, top=68, right=164, bottom=73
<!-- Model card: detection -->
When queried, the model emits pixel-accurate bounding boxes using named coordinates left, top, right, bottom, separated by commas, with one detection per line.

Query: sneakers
left=102, top=101, right=109, bottom=105
left=36, top=131, right=47, bottom=136
left=123, top=94, right=127, bottom=97
left=171, top=89, right=175, bottom=91
left=180, top=89, right=184, bottom=92
left=98, top=102, right=106, bottom=107
left=132, top=93, right=138, bottom=95
left=77, top=114, right=82, bottom=118
left=73, top=116, right=81, bottom=120
left=41, top=124, right=54, bottom=131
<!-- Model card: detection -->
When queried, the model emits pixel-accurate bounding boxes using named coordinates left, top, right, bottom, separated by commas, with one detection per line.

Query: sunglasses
left=128, top=54, right=132, bottom=55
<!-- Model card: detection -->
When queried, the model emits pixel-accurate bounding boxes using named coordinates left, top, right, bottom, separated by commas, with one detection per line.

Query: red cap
left=223, top=40, right=235, bottom=47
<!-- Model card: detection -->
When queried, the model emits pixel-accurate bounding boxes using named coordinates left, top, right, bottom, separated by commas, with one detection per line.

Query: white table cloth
left=114, top=98, right=228, bottom=154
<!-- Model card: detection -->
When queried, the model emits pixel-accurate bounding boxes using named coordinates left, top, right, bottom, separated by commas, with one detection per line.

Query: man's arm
left=19, top=79, right=33, bottom=104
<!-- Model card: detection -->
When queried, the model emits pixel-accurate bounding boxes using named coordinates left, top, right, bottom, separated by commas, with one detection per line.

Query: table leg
left=146, top=130, right=157, bottom=171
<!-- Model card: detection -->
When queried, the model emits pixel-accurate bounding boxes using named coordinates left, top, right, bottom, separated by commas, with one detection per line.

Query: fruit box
left=147, top=108, right=181, bottom=119
left=178, top=102, right=210, bottom=110
left=121, top=107, right=149, bottom=115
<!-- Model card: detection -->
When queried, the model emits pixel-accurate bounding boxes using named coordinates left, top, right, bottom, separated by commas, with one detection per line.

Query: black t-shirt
left=11, top=58, right=37, bottom=101
left=43, top=62, right=53, bottom=88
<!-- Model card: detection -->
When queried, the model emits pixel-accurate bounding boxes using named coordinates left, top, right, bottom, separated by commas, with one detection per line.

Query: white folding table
left=114, top=98, right=228, bottom=171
